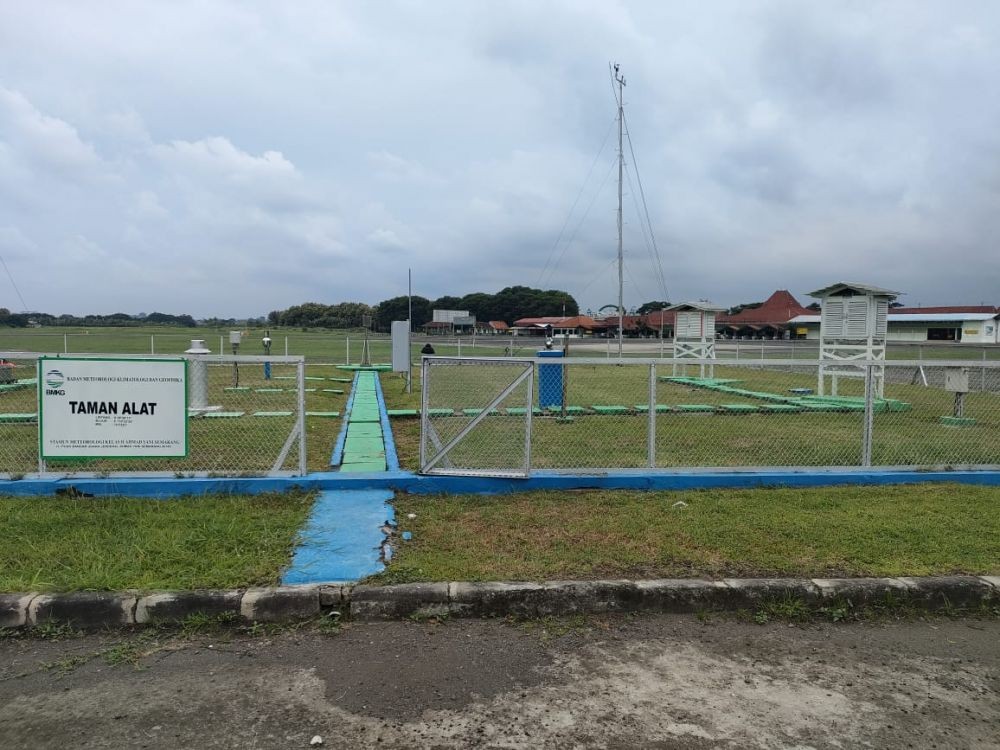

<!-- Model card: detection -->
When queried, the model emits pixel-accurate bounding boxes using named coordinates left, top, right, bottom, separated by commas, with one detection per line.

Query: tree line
left=0, top=309, right=198, bottom=328
left=267, top=286, right=579, bottom=331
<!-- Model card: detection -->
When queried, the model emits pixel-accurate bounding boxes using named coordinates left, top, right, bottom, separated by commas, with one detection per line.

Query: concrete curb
left=0, top=576, right=996, bottom=630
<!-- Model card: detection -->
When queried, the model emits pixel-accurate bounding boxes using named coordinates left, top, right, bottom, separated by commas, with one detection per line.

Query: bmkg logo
left=46, top=370, right=65, bottom=389
left=45, top=369, right=66, bottom=396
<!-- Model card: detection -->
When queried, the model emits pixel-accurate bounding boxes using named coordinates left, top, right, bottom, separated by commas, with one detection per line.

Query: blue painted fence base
left=1, top=469, right=998, bottom=499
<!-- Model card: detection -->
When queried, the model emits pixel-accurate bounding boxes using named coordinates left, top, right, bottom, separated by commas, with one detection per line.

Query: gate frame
left=419, top=356, right=534, bottom=477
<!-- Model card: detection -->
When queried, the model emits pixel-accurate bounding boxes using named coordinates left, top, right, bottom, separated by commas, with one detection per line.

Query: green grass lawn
left=0, top=325, right=512, bottom=363
left=384, top=484, right=1000, bottom=583
left=0, top=491, right=314, bottom=592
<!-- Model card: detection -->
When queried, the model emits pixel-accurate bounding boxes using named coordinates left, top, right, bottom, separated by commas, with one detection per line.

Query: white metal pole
left=647, top=363, right=656, bottom=468
left=284, top=336, right=288, bottom=356
left=419, top=357, right=430, bottom=470
left=346, top=337, right=350, bottom=365
left=861, top=364, right=874, bottom=467
left=616, top=67, right=625, bottom=360
left=63, top=333, right=68, bottom=353
left=150, top=335, right=155, bottom=354
left=407, top=267, right=412, bottom=394
left=297, top=360, right=307, bottom=476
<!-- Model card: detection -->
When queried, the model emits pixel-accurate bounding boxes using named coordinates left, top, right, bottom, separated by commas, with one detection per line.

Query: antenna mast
left=613, top=63, right=626, bottom=359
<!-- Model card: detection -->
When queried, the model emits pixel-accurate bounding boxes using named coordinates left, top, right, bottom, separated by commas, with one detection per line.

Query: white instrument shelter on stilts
left=809, top=282, right=900, bottom=398
left=668, top=301, right=724, bottom=378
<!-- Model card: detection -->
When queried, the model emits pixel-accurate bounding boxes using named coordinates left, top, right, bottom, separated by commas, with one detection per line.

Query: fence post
left=297, top=360, right=307, bottom=476
left=861, top=364, right=874, bottom=467
left=419, top=357, right=429, bottom=470
left=648, top=363, right=656, bottom=468
left=150, top=335, right=155, bottom=354
left=346, top=338, right=350, bottom=365
left=284, top=337, right=289, bottom=356
left=63, top=333, right=68, bottom=354
left=982, top=349, right=987, bottom=392
left=36, top=358, right=45, bottom=476
left=524, top=362, right=534, bottom=476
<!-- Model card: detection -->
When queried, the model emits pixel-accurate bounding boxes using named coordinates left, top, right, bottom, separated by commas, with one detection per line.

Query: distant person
left=421, top=342, right=436, bottom=355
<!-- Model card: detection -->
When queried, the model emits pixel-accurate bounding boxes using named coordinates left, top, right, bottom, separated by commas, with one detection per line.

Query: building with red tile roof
left=716, top=290, right=812, bottom=338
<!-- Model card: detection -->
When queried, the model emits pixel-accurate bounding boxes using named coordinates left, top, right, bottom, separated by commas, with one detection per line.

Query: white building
left=789, top=310, right=1000, bottom=344
left=432, top=309, right=474, bottom=325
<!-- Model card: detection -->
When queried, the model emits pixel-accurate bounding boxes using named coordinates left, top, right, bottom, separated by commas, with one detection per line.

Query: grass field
left=383, top=484, right=1000, bottom=583
left=0, top=491, right=314, bottom=591
left=0, top=325, right=512, bottom=363
left=1, top=325, right=996, bottom=362
left=383, top=362, right=1000, bottom=470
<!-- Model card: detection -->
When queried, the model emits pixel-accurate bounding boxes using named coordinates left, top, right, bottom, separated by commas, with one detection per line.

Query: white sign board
left=391, top=320, right=410, bottom=373
left=38, top=357, right=188, bottom=459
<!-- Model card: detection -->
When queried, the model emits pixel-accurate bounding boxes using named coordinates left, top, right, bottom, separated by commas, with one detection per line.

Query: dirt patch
left=0, top=615, right=997, bottom=748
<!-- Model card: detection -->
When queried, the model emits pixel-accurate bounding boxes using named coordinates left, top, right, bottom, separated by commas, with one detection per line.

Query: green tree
left=458, top=292, right=497, bottom=321
left=430, top=295, right=464, bottom=311
left=374, top=296, right=431, bottom=331
left=635, top=300, right=671, bottom=315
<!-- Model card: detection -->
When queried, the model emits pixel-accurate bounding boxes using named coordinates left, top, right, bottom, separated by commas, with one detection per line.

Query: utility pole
left=407, top=267, right=412, bottom=394
left=614, top=63, right=626, bottom=359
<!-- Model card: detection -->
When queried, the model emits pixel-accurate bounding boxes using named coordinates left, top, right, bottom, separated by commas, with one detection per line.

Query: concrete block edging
left=0, top=576, right=996, bottom=630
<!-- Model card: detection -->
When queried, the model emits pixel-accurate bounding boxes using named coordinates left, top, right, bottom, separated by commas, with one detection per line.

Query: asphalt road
left=1, top=614, right=998, bottom=749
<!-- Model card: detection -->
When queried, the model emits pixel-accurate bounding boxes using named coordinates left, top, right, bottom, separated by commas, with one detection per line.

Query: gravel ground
left=1, top=614, right=998, bottom=749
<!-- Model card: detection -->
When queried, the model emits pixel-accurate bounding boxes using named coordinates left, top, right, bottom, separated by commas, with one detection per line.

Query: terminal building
left=788, top=306, right=999, bottom=344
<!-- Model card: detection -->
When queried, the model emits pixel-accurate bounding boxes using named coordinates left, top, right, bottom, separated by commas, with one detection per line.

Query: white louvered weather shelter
left=669, top=301, right=724, bottom=378
left=809, top=282, right=899, bottom=398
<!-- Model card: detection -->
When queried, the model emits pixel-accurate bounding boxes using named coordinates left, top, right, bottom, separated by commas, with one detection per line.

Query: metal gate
left=419, top=357, right=534, bottom=477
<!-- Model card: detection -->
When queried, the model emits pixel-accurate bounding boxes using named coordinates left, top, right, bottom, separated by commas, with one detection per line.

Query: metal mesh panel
left=530, top=362, right=650, bottom=469
left=656, top=362, right=864, bottom=467
left=0, top=353, right=307, bottom=477
left=418, top=356, right=1000, bottom=476
left=183, top=359, right=303, bottom=476
left=421, top=358, right=532, bottom=476
left=873, top=363, right=1000, bottom=468
left=0, top=355, right=42, bottom=477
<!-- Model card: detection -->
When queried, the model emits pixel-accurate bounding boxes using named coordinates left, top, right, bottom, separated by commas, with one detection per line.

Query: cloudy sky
left=1, top=1, right=998, bottom=318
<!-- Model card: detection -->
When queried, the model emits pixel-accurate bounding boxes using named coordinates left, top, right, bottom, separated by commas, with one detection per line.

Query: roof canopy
left=667, top=301, right=725, bottom=313
left=808, top=282, right=900, bottom=299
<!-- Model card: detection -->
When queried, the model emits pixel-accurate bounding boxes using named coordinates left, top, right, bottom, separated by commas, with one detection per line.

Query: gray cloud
left=0, top=0, right=998, bottom=317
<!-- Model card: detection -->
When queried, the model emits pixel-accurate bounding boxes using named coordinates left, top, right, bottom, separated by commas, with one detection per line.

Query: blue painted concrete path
left=282, top=489, right=394, bottom=584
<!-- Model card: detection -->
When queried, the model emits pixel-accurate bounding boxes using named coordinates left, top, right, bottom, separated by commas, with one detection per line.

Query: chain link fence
left=0, top=352, right=306, bottom=478
left=420, top=357, right=534, bottom=477
left=419, top=356, right=1000, bottom=475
